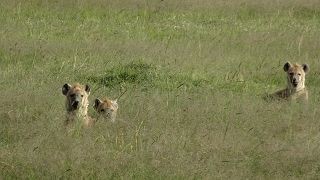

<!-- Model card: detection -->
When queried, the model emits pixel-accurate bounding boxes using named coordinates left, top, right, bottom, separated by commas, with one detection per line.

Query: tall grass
left=1, top=0, right=320, bottom=179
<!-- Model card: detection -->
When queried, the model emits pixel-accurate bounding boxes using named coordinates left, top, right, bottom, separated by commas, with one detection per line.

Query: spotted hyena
left=94, top=97, right=118, bottom=122
left=62, top=83, right=94, bottom=127
left=270, top=62, right=309, bottom=101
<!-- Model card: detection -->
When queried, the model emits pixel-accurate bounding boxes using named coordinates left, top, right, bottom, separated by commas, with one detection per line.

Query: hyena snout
left=287, top=73, right=300, bottom=87
left=69, top=95, right=83, bottom=109
left=102, top=109, right=113, bottom=118
left=292, top=77, right=298, bottom=86
left=290, top=74, right=302, bottom=87
left=97, top=106, right=114, bottom=117
left=71, top=100, right=79, bottom=108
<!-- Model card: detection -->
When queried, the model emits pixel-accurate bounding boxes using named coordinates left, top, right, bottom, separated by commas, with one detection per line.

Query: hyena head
left=283, top=62, right=309, bottom=91
left=62, top=83, right=91, bottom=112
left=94, top=98, right=118, bottom=122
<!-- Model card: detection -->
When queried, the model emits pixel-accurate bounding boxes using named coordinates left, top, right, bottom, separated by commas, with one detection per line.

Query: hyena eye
left=100, top=109, right=105, bottom=112
left=81, top=95, right=84, bottom=97
left=298, top=73, right=301, bottom=76
left=289, top=73, right=294, bottom=76
left=70, top=94, right=75, bottom=98
left=110, top=109, right=114, bottom=112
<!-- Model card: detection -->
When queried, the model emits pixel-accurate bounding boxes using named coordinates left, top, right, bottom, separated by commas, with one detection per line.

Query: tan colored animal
left=94, top=97, right=118, bottom=122
left=270, top=62, right=309, bottom=101
left=62, top=83, right=94, bottom=127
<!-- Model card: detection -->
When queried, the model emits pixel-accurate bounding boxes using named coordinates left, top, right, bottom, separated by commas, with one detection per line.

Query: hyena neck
left=110, top=112, right=117, bottom=122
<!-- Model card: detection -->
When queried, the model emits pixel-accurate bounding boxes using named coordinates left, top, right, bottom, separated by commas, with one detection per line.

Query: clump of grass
left=86, top=61, right=209, bottom=90
left=96, top=62, right=157, bottom=87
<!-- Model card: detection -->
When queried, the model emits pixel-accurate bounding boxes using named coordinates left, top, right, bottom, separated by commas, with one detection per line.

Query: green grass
left=1, top=0, right=320, bottom=179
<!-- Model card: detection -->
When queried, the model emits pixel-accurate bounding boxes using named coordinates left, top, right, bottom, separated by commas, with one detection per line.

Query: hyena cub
left=94, top=97, right=118, bottom=122
left=62, top=83, right=94, bottom=127
left=270, top=62, right=310, bottom=101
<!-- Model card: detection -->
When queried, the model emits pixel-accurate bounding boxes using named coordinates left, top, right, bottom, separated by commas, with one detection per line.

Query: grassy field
left=1, top=0, right=320, bottom=179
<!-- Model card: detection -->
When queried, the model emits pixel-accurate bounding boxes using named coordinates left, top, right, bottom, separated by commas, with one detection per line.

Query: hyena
left=270, top=62, right=309, bottom=101
left=62, top=83, right=94, bottom=127
left=94, top=97, right=118, bottom=122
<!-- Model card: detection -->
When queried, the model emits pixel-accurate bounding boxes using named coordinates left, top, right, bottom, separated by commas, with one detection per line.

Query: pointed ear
left=85, top=85, right=90, bottom=93
left=62, top=84, right=71, bottom=96
left=94, top=98, right=102, bottom=109
left=283, top=62, right=292, bottom=72
left=111, top=100, right=118, bottom=110
left=302, top=64, right=309, bottom=73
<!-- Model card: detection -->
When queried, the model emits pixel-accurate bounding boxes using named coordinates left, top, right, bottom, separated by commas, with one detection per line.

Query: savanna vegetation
left=1, top=0, right=320, bottom=179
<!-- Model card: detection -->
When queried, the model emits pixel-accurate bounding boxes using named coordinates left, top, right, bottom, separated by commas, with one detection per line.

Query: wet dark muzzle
left=72, top=101, right=79, bottom=108
left=292, top=79, right=298, bottom=87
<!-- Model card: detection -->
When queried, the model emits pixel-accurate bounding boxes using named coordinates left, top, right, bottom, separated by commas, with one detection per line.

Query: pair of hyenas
left=62, top=83, right=118, bottom=127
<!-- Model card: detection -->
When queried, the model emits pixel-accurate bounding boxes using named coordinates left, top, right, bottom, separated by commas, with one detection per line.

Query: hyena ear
left=283, top=62, right=292, bottom=72
left=302, top=64, right=309, bottom=73
left=85, top=85, right=91, bottom=93
left=94, top=98, right=102, bottom=109
left=111, top=100, right=118, bottom=110
left=62, top=83, right=71, bottom=96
